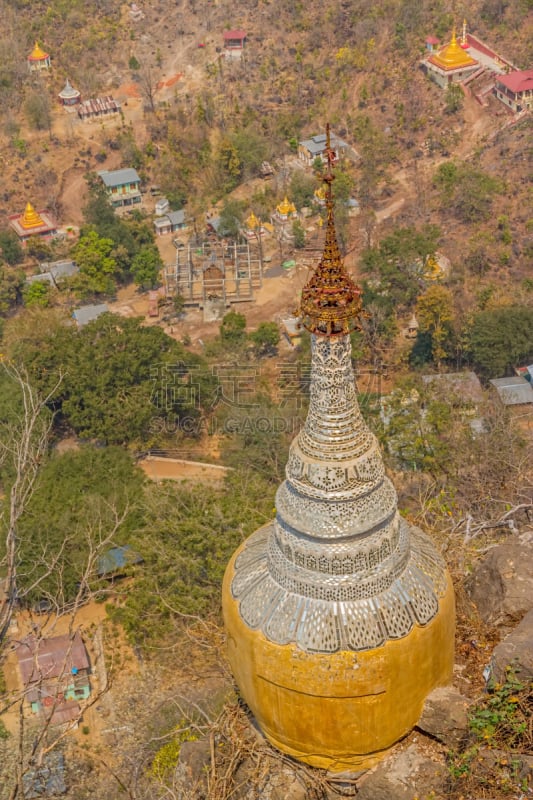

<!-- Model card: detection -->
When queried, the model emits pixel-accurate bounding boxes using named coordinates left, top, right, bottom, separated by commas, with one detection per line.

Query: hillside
left=0, top=1, right=532, bottom=799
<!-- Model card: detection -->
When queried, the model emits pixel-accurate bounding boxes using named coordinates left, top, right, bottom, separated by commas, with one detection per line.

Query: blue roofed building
left=97, top=545, right=143, bottom=579
left=298, top=132, right=358, bottom=166
left=72, top=304, right=109, bottom=328
left=98, top=168, right=142, bottom=209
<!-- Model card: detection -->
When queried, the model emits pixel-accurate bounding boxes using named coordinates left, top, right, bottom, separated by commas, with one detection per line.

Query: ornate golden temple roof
left=28, top=41, right=49, bottom=61
left=246, top=211, right=260, bottom=230
left=429, top=28, right=477, bottom=71
left=20, top=202, right=45, bottom=229
left=300, top=126, right=362, bottom=337
left=276, top=196, right=296, bottom=216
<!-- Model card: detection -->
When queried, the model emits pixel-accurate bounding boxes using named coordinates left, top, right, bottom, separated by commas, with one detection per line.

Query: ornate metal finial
left=299, top=124, right=363, bottom=337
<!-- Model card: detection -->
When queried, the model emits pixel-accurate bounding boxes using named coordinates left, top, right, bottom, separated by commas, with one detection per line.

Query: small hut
left=223, top=29, right=247, bottom=56
left=58, top=78, right=81, bottom=106
left=28, top=42, right=51, bottom=72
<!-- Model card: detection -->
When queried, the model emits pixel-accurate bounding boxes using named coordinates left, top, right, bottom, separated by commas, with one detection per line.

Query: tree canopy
left=14, top=446, right=145, bottom=606
left=467, top=305, right=533, bottom=377
left=14, top=313, right=216, bottom=444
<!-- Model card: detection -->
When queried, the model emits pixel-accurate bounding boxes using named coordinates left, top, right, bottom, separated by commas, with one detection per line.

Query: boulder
left=465, top=541, right=533, bottom=626
left=356, top=743, right=446, bottom=800
left=173, top=738, right=210, bottom=799
left=490, top=607, right=533, bottom=682
left=416, top=685, right=471, bottom=747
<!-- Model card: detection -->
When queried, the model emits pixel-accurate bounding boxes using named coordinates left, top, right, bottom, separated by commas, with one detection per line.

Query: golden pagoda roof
left=277, top=197, right=296, bottom=216
left=429, top=29, right=477, bottom=71
left=28, top=41, right=49, bottom=61
left=21, top=202, right=45, bottom=229
left=246, top=211, right=260, bottom=229
left=300, top=126, right=363, bottom=337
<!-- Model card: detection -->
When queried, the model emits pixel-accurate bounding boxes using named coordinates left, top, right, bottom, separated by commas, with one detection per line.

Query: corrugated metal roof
left=167, top=209, right=186, bottom=226
left=98, top=168, right=140, bottom=188
left=72, top=304, right=108, bottom=327
left=490, top=376, right=533, bottom=405
left=16, top=632, right=90, bottom=686
left=97, top=545, right=143, bottom=577
left=422, top=371, right=484, bottom=404
left=299, top=133, right=347, bottom=155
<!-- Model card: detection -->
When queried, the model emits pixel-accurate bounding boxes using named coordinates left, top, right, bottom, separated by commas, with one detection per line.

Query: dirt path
left=139, top=456, right=231, bottom=484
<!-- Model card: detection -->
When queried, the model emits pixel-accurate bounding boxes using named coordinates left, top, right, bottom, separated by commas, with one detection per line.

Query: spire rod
left=299, top=124, right=363, bottom=337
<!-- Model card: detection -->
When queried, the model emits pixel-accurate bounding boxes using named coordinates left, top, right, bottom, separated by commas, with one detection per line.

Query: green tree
left=289, top=171, right=317, bottom=209
left=230, top=127, right=268, bottom=178
left=23, top=280, right=50, bottom=308
left=25, top=236, right=53, bottom=262
left=292, top=220, right=306, bottom=248
left=415, top=285, right=455, bottom=368
left=220, top=311, right=246, bottom=343
left=15, top=313, right=214, bottom=444
left=361, top=224, right=441, bottom=309
left=110, top=470, right=276, bottom=646
left=25, top=90, right=51, bottom=132
left=250, top=322, right=280, bottom=356
left=467, top=306, right=533, bottom=377
left=445, top=83, right=463, bottom=114
left=0, top=267, right=24, bottom=315
left=218, top=200, right=246, bottom=239
left=217, top=139, right=242, bottom=191
left=434, top=162, right=504, bottom=222
left=130, top=245, right=163, bottom=289
left=16, top=447, right=144, bottom=606
left=72, top=230, right=118, bottom=298
left=0, top=230, right=23, bottom=266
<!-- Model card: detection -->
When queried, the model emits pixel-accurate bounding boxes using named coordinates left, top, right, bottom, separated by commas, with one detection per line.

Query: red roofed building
left=493, top=70, right=533, bottom=113
left=16, top=631, right=91, bottom=720
left=223, top=29, right=247, bottom=56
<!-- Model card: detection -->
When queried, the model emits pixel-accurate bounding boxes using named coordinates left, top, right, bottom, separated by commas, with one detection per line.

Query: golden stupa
left=222, top=127, right=455, bottom=772
left=429, top=28, right=477, bottom=71
left=246, top=211, right=260, bottom=230
left=20, top=202, right=45, bottom=230
left=314, top=185, right=327, bottom=204
left=276, top=196, right=297, bottom=217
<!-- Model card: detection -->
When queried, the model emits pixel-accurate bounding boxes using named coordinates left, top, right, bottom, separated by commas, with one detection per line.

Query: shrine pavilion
left=223, top=128, right=455, bottom=772
left=424, top=28, right=478, bottom=87
left=28, top=42, right=51, bottom=72
left=244, top=211, right=266, bottom=239
left=223, top=29, right=247, bottom=56
left=9, top=203, right=58, bottom=244
left=273, top=197, right=297, bottom=222
left=58, top=79, right=81, bottom=106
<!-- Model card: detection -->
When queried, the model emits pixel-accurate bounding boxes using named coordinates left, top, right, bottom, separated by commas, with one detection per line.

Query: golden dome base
left=222, top=546, right=455, bottom=773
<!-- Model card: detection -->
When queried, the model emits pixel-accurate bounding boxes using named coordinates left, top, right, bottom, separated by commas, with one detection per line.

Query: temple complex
left=27, top=42, right=51, bottom=72
left=8, top=203, right=58, bottom=244
left=222, top=128, right=455, bottom=772
left=165, top=239, right=262, bottom=321
left=425, top=28, right=478, bottom=87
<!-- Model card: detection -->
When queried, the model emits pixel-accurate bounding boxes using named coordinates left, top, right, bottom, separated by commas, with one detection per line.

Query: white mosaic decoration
left=231, top=335, right=449, bottom=653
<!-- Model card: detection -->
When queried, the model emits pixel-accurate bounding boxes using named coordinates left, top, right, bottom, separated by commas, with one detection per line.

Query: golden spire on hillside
left=299, top=124, right=362, bottom=337
left=21, top=202, right=44, bottom=229
left=429, top=26, right=477, bottom=70
left=29, top=41, right=49, bottom=60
